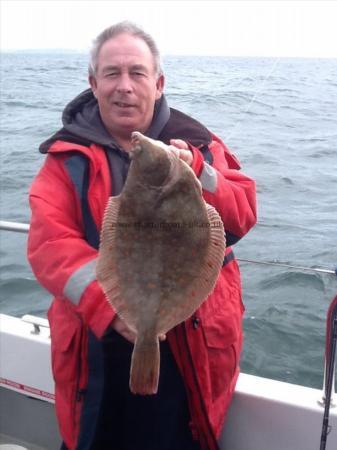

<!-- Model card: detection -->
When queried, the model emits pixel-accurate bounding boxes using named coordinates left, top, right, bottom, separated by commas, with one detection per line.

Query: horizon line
left=2, top=49, right=337, bottom=60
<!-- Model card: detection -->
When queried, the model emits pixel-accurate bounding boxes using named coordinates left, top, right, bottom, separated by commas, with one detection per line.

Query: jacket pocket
left=49, top=304, right=83, bottom=385
left=48, top=301, right=88, bottom=449
left=202, top=316, right=239, bottom=402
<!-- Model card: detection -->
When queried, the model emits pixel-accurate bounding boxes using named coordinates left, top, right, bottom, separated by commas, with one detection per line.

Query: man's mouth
left=114, top=102, right=134, bottom=108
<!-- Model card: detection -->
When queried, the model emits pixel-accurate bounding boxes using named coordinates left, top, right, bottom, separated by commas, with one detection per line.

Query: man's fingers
left=168, top=145, right=193, bottom=166
left=111, top=316, right=137, bottom=343
left=170, top=138, right=188, bottom=149
left=178, top=149, right=193, bottom=166
left=111, top=316, right=167, bottom=344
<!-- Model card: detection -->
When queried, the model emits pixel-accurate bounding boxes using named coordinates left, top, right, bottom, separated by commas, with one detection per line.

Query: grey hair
left=88, top=21, right=163, bottom=77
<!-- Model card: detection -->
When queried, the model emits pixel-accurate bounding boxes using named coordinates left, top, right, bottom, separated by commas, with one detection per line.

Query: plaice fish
left=96, top=131, right=226, bottom=395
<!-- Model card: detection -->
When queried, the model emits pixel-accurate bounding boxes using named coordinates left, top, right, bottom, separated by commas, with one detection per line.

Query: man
left=28, top=21, right=256, bottom=450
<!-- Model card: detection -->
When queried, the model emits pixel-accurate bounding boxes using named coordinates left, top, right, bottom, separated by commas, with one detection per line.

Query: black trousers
left=90, top=329, right=201, bottom=450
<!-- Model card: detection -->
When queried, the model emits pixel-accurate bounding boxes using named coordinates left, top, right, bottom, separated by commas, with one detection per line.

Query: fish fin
left=156, top=203, right=226, bottom=332
left=189, top=204, right=226, bottom=302
left=96, top=196, right=125, bottom=312
left=130, top=333, right=160, bottom=395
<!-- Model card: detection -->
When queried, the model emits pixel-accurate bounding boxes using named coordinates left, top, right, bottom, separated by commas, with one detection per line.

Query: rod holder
left=21, top=314, right=50, bottom=336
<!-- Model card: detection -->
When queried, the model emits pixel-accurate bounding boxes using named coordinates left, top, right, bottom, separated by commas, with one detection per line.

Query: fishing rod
left=225, top=57, right=280, bottom=141
left=320, top=295, right=337, bottom=450
left=237, top=258, right=337, bottom=276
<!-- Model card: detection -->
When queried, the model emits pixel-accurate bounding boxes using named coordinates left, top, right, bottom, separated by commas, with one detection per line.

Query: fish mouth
left=130, top=131, right=143, bottom=158
left=131, top=131, right=142, bottom=142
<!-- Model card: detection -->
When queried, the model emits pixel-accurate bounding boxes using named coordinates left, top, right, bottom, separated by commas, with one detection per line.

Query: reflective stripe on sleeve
left=63, top=258, right=97, bottom=305
left=200, top=162, right=217, bottom=193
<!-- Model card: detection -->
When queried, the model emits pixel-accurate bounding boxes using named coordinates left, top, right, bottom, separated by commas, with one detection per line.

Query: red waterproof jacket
left=28, top=91, right=256, bottom=450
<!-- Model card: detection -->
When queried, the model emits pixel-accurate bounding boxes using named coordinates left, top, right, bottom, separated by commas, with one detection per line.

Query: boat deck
left=0, top=386, right=60, bottom=450
left=0, top=434, right=46, bottom=450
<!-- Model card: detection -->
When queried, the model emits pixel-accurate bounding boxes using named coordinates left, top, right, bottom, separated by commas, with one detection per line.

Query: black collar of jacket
left=39, top=90, right=212, bottom=153
left=159, top=107, right=211, bottom=148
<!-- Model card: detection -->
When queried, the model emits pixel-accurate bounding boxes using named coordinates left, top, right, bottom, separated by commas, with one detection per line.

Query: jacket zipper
left=182, top=322, right=219, bottom=450
left=74, top=315, right=85, bottom=444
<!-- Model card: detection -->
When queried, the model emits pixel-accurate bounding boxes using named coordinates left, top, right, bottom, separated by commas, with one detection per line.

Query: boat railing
left=1, top=219, right=337, bottom=445
left=0, top=220, right=30, bottom=233
left=1, top=220, right=335, bottom=276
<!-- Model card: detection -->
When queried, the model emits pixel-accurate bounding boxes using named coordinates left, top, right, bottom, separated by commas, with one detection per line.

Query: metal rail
left=1, top=220, right=336, bottom=277
left=0, top=220, right=30, bottom=233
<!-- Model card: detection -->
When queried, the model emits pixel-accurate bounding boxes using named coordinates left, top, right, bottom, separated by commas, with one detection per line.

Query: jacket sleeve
left=190, top=133, right=257, bottom=246
left=27, top=153, right=116, bottom=338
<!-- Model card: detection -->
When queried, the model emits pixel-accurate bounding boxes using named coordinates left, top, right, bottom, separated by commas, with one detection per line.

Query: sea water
left=1, top=52, right=336, bottom=389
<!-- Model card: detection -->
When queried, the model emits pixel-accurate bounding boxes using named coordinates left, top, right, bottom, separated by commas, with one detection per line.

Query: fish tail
left=129, top=334, right=160, bottom=395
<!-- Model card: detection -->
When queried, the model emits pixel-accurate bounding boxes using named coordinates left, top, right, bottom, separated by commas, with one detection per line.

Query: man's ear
left=89, top=75, right=98, bottom=97
left=155, top=74, right=165, bottom=100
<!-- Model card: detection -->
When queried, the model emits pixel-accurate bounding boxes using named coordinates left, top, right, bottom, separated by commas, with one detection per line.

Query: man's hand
left=111, top=315, right=137, bottom=343
left=111, top=316, right=166, bottom=343
left=169, top=139, right=193, bottom=166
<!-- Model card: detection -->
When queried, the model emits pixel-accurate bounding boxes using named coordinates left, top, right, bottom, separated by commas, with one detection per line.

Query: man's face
left=89, top=33, right=164, bottom=144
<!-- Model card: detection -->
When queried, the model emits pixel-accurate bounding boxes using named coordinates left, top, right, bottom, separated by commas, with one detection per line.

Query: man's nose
left=116, top=73, right=133, bottom=93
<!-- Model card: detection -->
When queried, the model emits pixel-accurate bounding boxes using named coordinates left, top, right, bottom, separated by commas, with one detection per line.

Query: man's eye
left=133, top=72, right=146, bottom=77
left=106, top=72, right=118, bottom=77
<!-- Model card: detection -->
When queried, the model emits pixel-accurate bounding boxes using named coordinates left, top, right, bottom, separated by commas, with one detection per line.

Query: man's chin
left=114, top=120, right=146, bottom=135
left=104, top=114, right=149, bottom=140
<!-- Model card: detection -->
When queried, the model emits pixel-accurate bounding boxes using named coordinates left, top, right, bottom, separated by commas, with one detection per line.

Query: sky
left=1, top=0, right=337, bottom=58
